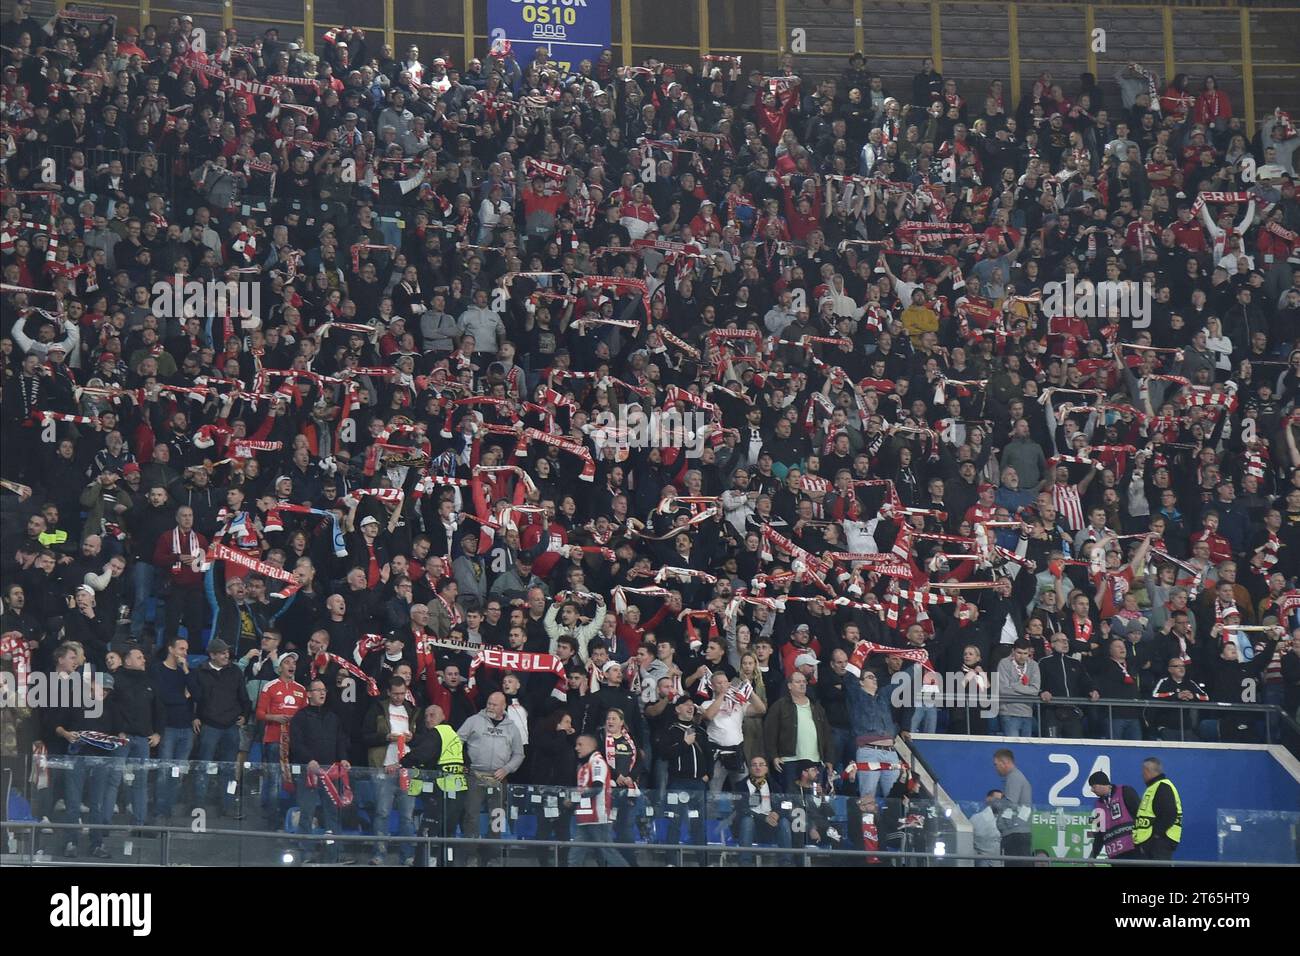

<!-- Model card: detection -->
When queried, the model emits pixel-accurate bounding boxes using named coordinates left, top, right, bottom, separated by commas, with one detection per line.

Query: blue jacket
left=844, top=677, right=897, bottom=739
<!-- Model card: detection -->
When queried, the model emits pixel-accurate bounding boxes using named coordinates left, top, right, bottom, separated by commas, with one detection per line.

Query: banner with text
left=488, top=0, right=612, bottom=74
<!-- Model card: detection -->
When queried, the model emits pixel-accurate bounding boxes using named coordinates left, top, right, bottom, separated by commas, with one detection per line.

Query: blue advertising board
left=913, top=735, right=1300, bottom=861
left=488, top=0, right=612, bottom=75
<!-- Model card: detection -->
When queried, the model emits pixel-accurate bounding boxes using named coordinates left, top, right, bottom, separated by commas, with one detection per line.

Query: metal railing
left=2, top=757, right=962, bottom=865
left=6, top=819, right=1289, bottom=867
left=3, top=736, right=1294, bottom=865
left=925, top=695, right=1300, bottom=750
left=32, top=0, right=1296, bottom=126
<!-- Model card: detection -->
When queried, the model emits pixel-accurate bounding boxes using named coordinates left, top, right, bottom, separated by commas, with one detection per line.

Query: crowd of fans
left=2, top=2, right=1300, bottom=865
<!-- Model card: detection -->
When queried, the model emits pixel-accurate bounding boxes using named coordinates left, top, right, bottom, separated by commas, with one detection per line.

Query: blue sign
left=913, top=735, right=1300, bottom=861
left=488, top=0, right=612, bottom=75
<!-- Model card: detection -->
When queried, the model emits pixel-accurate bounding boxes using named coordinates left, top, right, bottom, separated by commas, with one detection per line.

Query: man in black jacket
left=111, top=646, right=164, bottom=828
left=192, top=638, right=252, bottom=817
left=1149, top=658, right=1211, bottom=740
left=289, top=679, right=352, bottom=863
left=1092, top=638, right=1144, bottom=739
left=1135, top=758, right=1182, bottom=861
left=127, top=485, right=175, bottom=643
left=656, top=696, right=710, bottom=862
left=1207, top=628, right=1278, bottom=742
left=1037, top=633, right=1099, bottom=738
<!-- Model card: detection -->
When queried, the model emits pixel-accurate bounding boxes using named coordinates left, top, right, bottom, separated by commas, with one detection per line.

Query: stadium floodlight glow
left=933, top=841, right=947, bottom=857
left=944, top=807, right=952, bottom=818
left=281, top=851, right=296, bottom=865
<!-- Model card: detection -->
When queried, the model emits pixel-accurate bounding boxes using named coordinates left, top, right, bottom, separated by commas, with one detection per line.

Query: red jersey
left=256, top=676, right=308, bottom=745
left=1171, top=219, right=1208, bottom=254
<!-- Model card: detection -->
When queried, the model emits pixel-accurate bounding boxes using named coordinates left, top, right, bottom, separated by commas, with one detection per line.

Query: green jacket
left=362, top=698, right=420, bottom=769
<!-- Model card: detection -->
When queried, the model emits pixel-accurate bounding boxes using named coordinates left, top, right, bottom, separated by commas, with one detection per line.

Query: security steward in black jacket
left=400, top=703, right=468, bottom=867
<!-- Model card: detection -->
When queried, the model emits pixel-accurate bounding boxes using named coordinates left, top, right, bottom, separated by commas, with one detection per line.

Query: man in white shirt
left=702, top=671, right=766, bottom=793
left=367, top=675, right=419, bottom=866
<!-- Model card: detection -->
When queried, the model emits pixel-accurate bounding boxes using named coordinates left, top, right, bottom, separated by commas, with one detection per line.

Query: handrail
left=1038, top=696, right=1287, bottom=715
left=4, top=820, right=1289, bottom=867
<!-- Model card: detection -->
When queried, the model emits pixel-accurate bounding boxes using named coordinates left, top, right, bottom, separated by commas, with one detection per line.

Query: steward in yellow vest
left=1133, top=757, right=1182, bottom=861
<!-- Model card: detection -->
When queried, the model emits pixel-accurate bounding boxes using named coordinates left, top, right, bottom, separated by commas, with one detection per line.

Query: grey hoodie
left=420, top=310, right=458, bottom=352
left=457, top=305, right=506, bottom=352
left=458, top=708, right=525, bottom=776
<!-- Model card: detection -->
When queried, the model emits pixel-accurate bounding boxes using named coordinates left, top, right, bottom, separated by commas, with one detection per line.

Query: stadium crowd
left=2, top=1, right=1300, bottom=865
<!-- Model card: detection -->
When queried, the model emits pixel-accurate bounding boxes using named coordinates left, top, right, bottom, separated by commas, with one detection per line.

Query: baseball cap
left=207, top=638, right=231, bottom=654
left=122, top=463, right=141, bottom=475
left=360, top=515, right=380, bottom=527
left=793, top=651, right=818, bottom=670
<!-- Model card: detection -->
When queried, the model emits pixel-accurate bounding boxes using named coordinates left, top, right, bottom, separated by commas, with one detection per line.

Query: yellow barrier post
left=1240, top=8, right=1256, bottom=128
left=853, top=0, right=864, bottom=55
left=222, top=0, right=233, bottom=31
left=303, top=1, right=314, bottom=55
left=699, top=0, right=709, bottom=60
left=621, top=0, right=632, bottom=67
left=463, top=0, right=474, bottom=68
left=776, top=0, right=787, bottom=55
left=1008, top=3, right=1020, bottom=109
left=1162, top=7, right=1174, bottom=86
left=931, top=1, right=942, bottom=73
left=384, top=0, right=395, bottom=53
left=1085, top=4, right=1096, bottom=77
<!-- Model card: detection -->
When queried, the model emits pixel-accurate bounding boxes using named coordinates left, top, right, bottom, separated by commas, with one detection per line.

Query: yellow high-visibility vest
left=1133, top=777, right=1182, bottom=845
left=433, top=724, right=467, bottom=794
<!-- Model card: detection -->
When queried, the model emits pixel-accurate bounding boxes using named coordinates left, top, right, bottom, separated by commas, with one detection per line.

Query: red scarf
left=306, top=761, right=354, bottom=807
left=1074, top=613, right=1093, bottom=647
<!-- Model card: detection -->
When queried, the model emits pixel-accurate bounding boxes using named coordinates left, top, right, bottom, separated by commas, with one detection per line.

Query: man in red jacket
left=153, top=504, right=209, bottom=646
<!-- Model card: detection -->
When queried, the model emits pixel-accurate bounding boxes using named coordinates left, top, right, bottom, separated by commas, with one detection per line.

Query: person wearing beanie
left=1087, top=771, right=1143, bottom=861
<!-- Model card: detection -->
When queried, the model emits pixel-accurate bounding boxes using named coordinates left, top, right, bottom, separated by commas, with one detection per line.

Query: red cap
left=978, top=482, right=995, bottom=494
left=122, top=463, right=141, bottom=475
